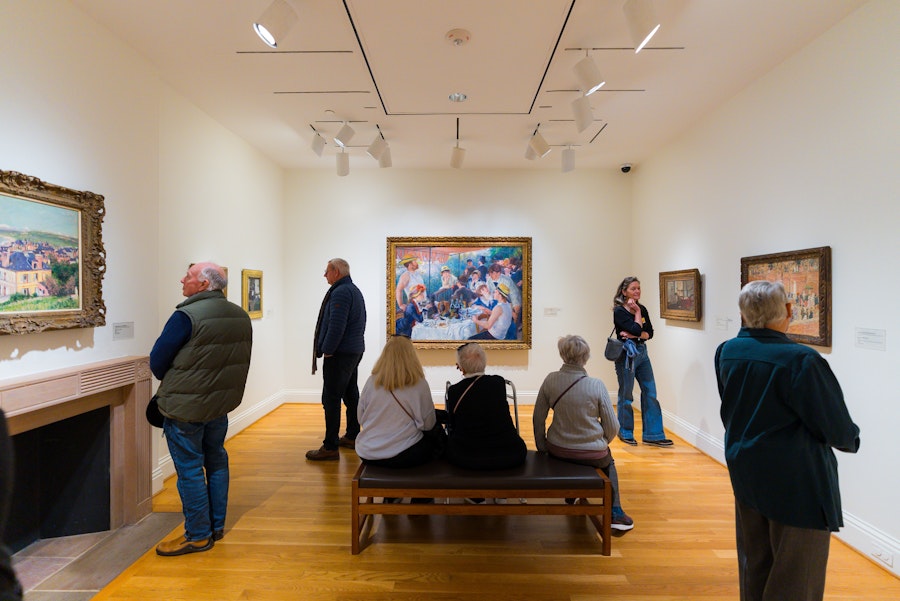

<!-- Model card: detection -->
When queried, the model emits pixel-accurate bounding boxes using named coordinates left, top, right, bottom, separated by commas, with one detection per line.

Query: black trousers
left=320, top=353, right=362, bottom=450
left=0, top=410, right=23, bottom=600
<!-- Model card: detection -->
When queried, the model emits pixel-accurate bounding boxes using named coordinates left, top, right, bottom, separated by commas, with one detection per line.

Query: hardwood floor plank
left=90, top=404, right=898, bottom=601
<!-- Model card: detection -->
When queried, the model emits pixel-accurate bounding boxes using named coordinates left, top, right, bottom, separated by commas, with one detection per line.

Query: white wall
left=0, top=0, right=159, bottom=378
left=631, top=0, right=899, bottom=575
left=281, top=168, right=632, bottom=401
left=1, top=1, right=288, bottom=494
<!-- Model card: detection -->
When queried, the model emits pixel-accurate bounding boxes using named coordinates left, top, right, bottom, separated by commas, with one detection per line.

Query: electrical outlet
left=871, top=545, right=894, bottom=567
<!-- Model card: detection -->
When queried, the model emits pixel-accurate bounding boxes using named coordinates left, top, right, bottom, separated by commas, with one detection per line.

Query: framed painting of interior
left=659, top=268, right=702, bottom=322
left=0, top=170, right=106, bottom=335
left=387, top=237, right=532, bottom=349
left=741, top=246, right=831, bottom=346
left=241, top=269, right=263, bottom=319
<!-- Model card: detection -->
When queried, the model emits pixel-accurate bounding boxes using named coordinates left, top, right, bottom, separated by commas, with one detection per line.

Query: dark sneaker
left=156, top=534, right=213, bottom=556
left=212, top=529, right=224, bottom=541
left=410, top=498, right=434, bottom=504
left=643, top=438, right=674, bottom=447
left=611, top=509, right=635, bottom=532
left=618, top=435, right=638, bottom=446
left=305, top=446, right=339, bottom=461
left=382, top=497, right=401, bottom=504
left=338, top=436, right=356, bottom=449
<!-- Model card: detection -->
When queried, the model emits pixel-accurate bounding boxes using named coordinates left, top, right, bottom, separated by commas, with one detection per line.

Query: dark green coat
left=157, top=291, right=252, bottom=422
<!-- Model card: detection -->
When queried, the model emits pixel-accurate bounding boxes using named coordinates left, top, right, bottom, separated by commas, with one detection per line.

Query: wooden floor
left=93, top=404, right=898, bottom=601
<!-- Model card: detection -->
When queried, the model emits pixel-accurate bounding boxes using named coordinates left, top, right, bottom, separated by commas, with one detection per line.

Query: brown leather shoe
left=156, top=533, right=213, bottom=556
left=338, top=436, right=356, bottom=449
left=305, top=446, right=339, bottom=461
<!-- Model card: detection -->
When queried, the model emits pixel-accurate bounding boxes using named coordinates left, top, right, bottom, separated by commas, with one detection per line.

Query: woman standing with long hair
left=612, top=277, right=673, bottom=447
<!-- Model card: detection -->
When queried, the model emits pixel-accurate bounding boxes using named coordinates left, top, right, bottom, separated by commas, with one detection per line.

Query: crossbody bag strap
left=389, top=390, right=415, bottom=422
left=550, top=375, right=588, bottom=409
left=451, top=375, right=483, bottom=414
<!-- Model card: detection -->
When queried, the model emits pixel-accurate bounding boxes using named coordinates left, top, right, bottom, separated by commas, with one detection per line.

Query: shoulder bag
left=604, top=326, right=625, bottom=361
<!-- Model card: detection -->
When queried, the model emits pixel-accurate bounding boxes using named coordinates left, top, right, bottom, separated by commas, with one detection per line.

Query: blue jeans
left=614, top=344, right=666, bottom=441
left=164, top=415, right=229, bottom=542
left=321, top=353, right=362, bottom=450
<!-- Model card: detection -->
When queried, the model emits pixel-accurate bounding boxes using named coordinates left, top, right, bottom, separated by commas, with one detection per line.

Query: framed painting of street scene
left=659, top=268, right=701, bottom=322
left=241, top=269, right=263, bottom=319
left=0, top=170, right=106, bottom=335
left=741, top=246, right=831, bottom=346
left=387, top=237, right=531, bottom=349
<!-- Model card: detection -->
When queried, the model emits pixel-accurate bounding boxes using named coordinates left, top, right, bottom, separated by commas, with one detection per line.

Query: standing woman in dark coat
left=444, top=342, right=526, bottom=470
left=612, top=276, right=673, bottom=447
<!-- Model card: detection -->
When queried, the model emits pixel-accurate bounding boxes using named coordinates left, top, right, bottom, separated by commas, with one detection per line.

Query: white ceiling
left=70, top=0, right=865, bottom=171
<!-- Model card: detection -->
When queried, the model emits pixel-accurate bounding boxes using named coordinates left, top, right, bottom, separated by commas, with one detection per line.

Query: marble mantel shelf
left=1, top=356, right=153, bottom=528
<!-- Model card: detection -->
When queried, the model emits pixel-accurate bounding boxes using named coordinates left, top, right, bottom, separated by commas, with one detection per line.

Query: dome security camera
left=620, top=163, right=632, bottom=173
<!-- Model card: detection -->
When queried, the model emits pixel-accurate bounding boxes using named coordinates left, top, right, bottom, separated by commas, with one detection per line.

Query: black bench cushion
left=357, top=450, right=605, bottom=491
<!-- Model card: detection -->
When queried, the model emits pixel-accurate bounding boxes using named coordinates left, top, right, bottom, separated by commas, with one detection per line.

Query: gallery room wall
left=629, top=0, right=898, bottom=574
left=281, top=168, right=633, bottom=402
left=0, top=0, right=159, bottom=380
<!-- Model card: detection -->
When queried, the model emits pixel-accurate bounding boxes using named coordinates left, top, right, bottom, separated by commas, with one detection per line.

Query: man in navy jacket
left=308, top=258, right=366, bottom=461
left=715, top=280, right=859, bottom=601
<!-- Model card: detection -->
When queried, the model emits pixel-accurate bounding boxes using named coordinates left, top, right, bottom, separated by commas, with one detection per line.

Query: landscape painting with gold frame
left=0, top=170, right=106, bottom=335
left=387, top=237, right=531, bottom=349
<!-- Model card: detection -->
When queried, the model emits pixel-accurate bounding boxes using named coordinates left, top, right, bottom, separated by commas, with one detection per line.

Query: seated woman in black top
left=444, top=342, right=527, bottom=470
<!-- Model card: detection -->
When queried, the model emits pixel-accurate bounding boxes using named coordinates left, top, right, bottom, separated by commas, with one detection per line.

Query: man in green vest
left=150, top=262, right=252, bottom=556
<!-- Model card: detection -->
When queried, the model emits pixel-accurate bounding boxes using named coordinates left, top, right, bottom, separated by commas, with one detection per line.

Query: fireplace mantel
left=1, top=356, right=153, bottom=528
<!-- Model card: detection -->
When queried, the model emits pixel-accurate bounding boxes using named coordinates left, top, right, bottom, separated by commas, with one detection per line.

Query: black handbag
left=604, top=327, right=625, bottom=361
left=145, top=395, right=165, bottom=428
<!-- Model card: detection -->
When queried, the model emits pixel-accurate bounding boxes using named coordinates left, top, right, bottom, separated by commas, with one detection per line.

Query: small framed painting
left=242, top=269, right=263, bottom=319
left=659, top=269, right=701, bottom=322
left=741, top=246, right=831, bottom=346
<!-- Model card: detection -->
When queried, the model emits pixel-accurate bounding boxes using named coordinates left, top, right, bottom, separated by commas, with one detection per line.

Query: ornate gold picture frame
left=659, top=268, right=701, bottom=322
left=241, top=269, right=263, bottom=319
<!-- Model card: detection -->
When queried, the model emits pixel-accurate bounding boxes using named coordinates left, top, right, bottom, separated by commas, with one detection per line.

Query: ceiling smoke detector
left=446, top=28, right=471, bottom=46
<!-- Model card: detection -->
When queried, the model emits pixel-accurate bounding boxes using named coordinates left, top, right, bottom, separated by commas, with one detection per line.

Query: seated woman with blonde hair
left=533, top=335, right=634, bottom=532
left=356, top=336, right=440, bottom=469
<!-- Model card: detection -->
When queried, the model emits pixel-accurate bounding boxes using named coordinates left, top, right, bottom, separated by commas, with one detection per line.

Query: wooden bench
left=351, top=450, right=611, bottom=555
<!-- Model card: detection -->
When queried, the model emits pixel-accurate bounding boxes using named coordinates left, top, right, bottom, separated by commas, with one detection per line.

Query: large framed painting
left=741, top=246, right=831, bottom=346
left=387, top=237, right=532, bottom=349
left=659, top=268, right=701, bottom=322
left=241, top=269, right=263, bottom=319
left=0, top=170, right=106, bottom=335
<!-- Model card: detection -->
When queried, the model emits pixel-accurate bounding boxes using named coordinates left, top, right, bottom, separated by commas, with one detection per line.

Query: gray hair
left=329, top=258, right=350, bottom=277
left=558, top=334, right=591, bottom=366
left=456, top=342, right=487, bottom=374
left=739, top=280, right=788, bottom=328
left=198, top=263, right=227, bottom=291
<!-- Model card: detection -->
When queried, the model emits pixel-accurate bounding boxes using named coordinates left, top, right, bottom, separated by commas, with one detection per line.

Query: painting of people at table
left=388, top=238, right=530, bottom=346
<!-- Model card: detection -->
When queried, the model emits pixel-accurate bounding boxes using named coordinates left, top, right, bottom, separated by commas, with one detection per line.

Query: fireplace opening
left=5, top=406, right=111, bottom=553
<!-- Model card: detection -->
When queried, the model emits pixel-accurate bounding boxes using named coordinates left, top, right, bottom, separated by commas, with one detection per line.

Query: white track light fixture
left=334, top=121, right=356, bottom=148
left=450, top=144, right=466, bottom=169
left=561, top=146, right=575, bottom=173
left=574, top=55, right=605, bottom=96
left=524, top=144, right=538, bottom=160
left=571, top=95, right=593, bottom=133
left=310, top=132, right=326, bottom=157
left=528, top=126, right=551, bottom=159
left=367, top=134, right=388, bottom=161
left=623, top=0, right=661, bottom=53
left=334, top=122, right=355, bottom=148
left=253, top=0, right=298, bottom=48
left=378, top=146, right=392, bottom=168
left=336, top=150, right=349, bottom=177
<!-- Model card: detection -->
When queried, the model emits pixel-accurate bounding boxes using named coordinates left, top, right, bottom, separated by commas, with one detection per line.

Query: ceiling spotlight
left=252, top=0, right=298, bottom=49
left=336, top=149, right=349, bottom=177
left=334, top=122, right=354, bottom=147
left=449, top=92, right=467, bottom=103
left=574, top=55, right=605, bottom=96
left=450, top=145, right=466, bottom=169
left=310, top=132, right=326, bottom=157
left=624, top=0, right=661, bottom=53
left=367, top=134, right=388, bottom=161
left=571, top=95, right=593, bottom=133
left=378, top=146, right=392, bottom=168
left=528, top=129, right=551, bottom=159
left=562, top=147, right=575, bottom=173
